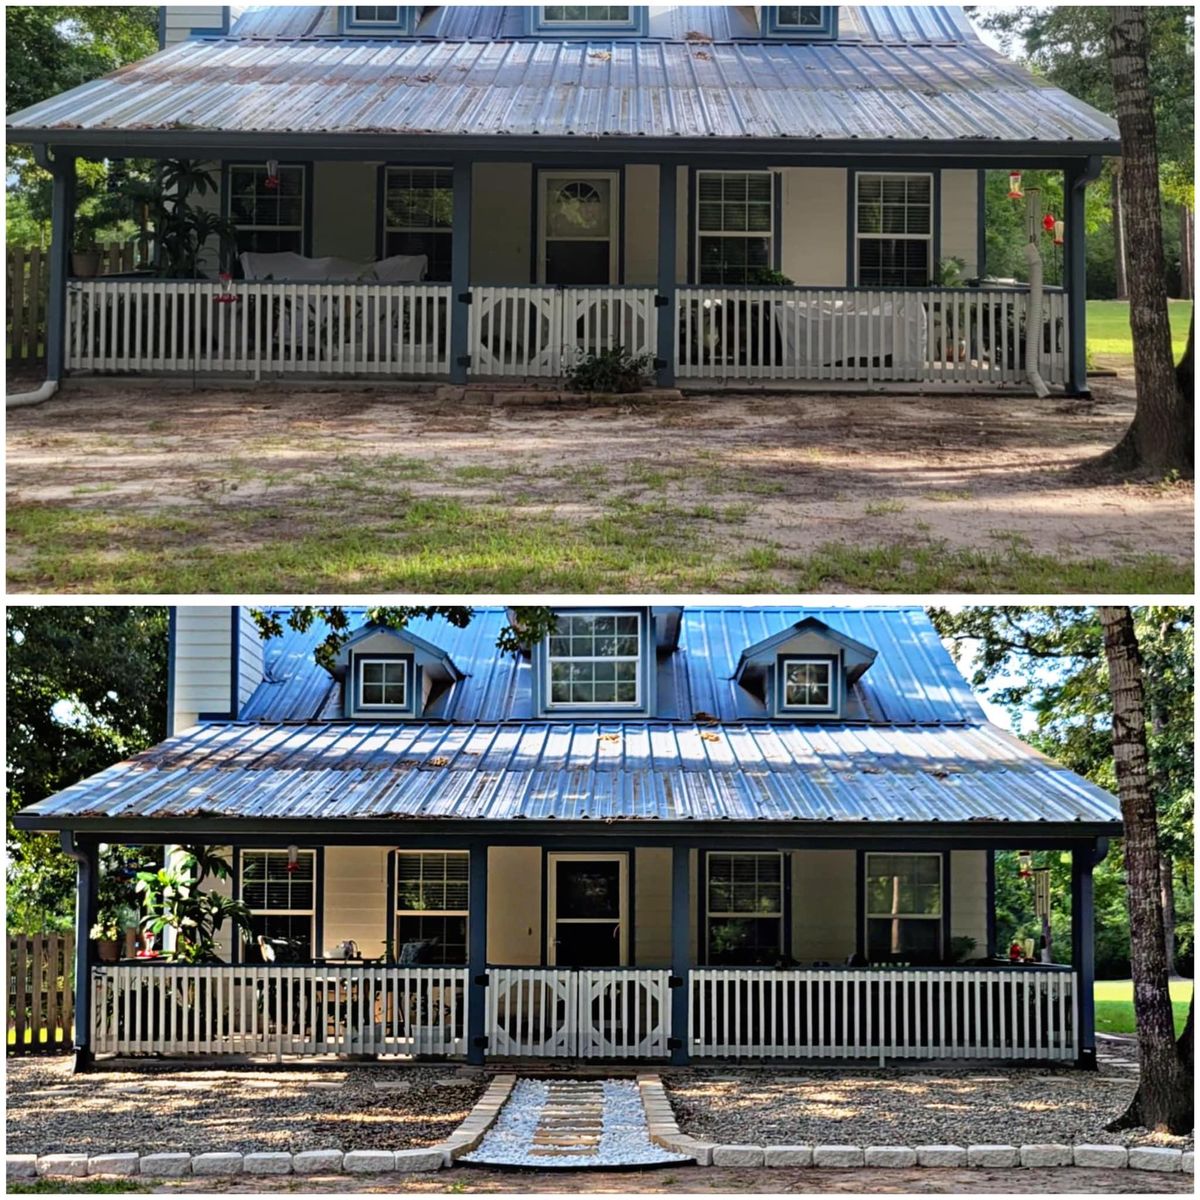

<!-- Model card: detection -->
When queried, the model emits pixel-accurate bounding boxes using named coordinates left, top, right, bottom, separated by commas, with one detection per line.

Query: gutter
left=7, top=379, right=59, bottom=409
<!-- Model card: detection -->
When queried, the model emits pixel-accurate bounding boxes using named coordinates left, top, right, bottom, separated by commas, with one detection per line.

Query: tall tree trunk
left=1112, top=165, right=1129, bottom=300
left=1101, top=9, right=1192, bottom=475
left=1179, top=206, right=1193, bottom=301
left=1160, top=853, right=1176, bottom=975
left=1099, top=607, right=1192, bottom=1135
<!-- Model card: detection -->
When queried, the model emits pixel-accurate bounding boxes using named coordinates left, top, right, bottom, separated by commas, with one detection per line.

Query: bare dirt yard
left=6, top=375, right=1192, bottom=593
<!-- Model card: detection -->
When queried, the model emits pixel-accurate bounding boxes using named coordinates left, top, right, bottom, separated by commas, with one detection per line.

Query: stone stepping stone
left=372, top=1081, right=412, bottom=1092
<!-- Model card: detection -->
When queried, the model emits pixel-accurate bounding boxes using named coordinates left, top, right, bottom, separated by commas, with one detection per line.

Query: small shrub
left=565, top=346, right=653, bottom=394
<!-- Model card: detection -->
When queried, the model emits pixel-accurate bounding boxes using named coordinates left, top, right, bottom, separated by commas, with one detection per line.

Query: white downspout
left=1024, top=189, right=1050, bottom=398
left=7, top=379, right=60, bottom=409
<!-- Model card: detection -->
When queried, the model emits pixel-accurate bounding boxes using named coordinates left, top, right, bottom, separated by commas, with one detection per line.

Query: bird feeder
left=1053, top=219, right=1065, bottom=247
left=286, top=843, right=300, bottom=874
left=1007, top=170, right=1024, bottom=200
left=265, top=159, right=281, bottom=191
left=1042, top=213, right=1057, bottom=235
left=1018, top=849, right=1033, bottom=878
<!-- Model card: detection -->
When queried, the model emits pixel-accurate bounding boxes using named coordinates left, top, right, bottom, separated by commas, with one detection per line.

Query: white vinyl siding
left=172, top=607, right=232, bottom=729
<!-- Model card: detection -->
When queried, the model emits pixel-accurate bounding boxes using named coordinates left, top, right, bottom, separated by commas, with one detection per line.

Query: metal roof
left=240, top=606, right=987, bottom=726
left=16, top=717, right=1121, bottom=830
left=6, top=6, right=1119, bottom=150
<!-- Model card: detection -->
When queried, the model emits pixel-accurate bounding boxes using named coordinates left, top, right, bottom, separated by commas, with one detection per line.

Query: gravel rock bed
left=6, top=1060, right=488, bottom=1156
left=665, top=1061, right=1193, bottom=1153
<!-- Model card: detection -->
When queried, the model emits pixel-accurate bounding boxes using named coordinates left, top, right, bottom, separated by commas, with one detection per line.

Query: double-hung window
left=227, top=164, right=307, bottom=257
left=775, top=6, right=825, bottom=26
left=383, top=167, right=453, bottom=281
left=546, top=612, right=641, bottom=707
left=241, top=850, right=316, bottom=962
left=706, top=852, right=785, bottom=965
left=780, top=658, right=834, bottom=712
left=865, top=853, right=943, bottom=963
left=541, top=6, right=633, bottom=24
left=855, top=173, right=933, bottom=287
left=696, top=171, right=775, bottom=285
left=354, top=5, right=401, bottom=21
left=395, top=851, right=469, bottom=965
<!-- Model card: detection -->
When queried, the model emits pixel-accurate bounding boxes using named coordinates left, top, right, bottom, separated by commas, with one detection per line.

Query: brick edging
left=634, top=1077, right=1192, bottom=1176
left=6, top=1074, right=520, bottom=1181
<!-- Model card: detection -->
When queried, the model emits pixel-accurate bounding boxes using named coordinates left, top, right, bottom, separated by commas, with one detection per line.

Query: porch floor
left=6, top=374, right=1191, bottom=594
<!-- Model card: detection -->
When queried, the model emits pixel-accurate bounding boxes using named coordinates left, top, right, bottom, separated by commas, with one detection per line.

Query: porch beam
left=41, top=148, right=76, bottom=383
left=1071, top=838, right=1108, bottom=1069
left=669, top=843, right=690, bottom=1065
left=59, top=831, right=98, bottom=1071
left=466, top=841, right=488, bottom=1065
left=1065, top=156, right=1103, bottom=397
left=450, top=160, right=472, bottom=384
left=656, top=164, right=677, bottom=387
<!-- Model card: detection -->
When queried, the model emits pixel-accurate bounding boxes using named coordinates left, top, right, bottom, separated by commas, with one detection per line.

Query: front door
left=547, top=852, right=628, bottom=966
left=539, top=171, right=619, bottom=285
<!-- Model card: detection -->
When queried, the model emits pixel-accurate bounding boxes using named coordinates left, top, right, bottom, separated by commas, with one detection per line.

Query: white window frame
left=853, top=171, right=934, bottom=289
left=352, top=5, right=402, bottom=23
left=227, top=163, right=307, bottom=253
left=240, top=849, right=317, bottom=959
left=544, top=609, right=643, bottom=709
left=538, top=6, right=638, bottom=30
left=864, top=851, right=944, bottom=962
left=547, top=851, right=629, bottom=966
left=537, top=170, right=621, bottom=285
left=694, top=169, right=776, bottom=286
left=774, top=6, right=826, bottom=28
left=394, top=849, right=470, bottom=963
left=356, top=657, right=409, bottom=709
left=780, top=657, right=834, bottom=711
left=704, top=851, right=785, bottom=965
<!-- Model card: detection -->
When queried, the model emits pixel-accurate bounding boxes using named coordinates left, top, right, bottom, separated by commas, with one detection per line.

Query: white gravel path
left=462, top=1079, right=692, bottom=1169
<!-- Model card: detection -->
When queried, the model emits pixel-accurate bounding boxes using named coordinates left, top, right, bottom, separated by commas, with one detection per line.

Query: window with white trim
left=706, top=852, right=784, bottom=965
left=353, top=5, right=401, bottom=21
left=546, top=612, right=641, bottom=707
left=696, top=171, right=775, bottom=285
left=865, top=853, right=943, bottom=963
left=781, top=658, right=833, bottom=710
left=776, top=6, right=825, bottom=27
left=241, top=850, right=316, bottom=962
left=855, top=173, right=933, bottom=287
left=395, top=851, right=469, bottom=965
left=357, top=658, right=409, bottom=709
left=228, top=164, right=306, bottom=257
left=541, top=6, right=633, bottom=24
left=383, top=167, right=452, bottom=281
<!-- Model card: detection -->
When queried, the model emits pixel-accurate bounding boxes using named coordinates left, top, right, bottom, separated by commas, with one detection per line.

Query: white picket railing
left=487, top=967, right=671, bottom=1059
left=91, top=964, right=468, bottom=1058
left=676, top=287, right=1069, bottom=386
left=690, top=967, right=1077, bottom=1062
left=469, top=286, right=657, bottom=377
left=65, top=280, right=452, bottom=377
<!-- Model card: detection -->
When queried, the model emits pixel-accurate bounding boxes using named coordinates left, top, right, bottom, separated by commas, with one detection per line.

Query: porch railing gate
left=486, top=967, right=671, bottom=1058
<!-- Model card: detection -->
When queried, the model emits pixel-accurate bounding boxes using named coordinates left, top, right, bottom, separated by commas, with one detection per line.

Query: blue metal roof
left=6, top=6, right=1119, bottom=148
left=17, top=717, right=1121, bottom=829
left=240, top=606, right=986, bottom=726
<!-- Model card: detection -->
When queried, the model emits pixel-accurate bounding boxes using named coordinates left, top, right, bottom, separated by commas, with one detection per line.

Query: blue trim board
left=655, top=162, right=677, bottom=384
left=466, top=840, right=488, bottom=1063
left=449, top=158, right=472, bottom=381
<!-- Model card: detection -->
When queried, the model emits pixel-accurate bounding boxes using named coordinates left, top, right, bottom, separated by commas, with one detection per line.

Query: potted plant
left=89, top=917, right=122, bottom=963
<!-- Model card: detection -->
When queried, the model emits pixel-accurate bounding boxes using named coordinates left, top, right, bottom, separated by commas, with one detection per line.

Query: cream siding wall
left=634, top=848, right=671, bottom=966
left=791, top=850, right=858, bottom=961
left=950, top=850, right=989, bottom=959
left=312, top=162, right=378, bottom=261
left=471, top=164, right=533, bottom=283
left=487, top=847, right=541, bottom=965
left=624, top=165, right=659, bottom=285
left=941, top=169, right=980, bottom=278
left=172, top=606, right=232, bottom=730
left=779, top=168, right=848, bottom=286
left=323, top=847, right=390, bottom=959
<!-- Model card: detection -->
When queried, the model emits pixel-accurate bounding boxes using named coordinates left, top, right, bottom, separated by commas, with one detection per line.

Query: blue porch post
left=450, top=161, right=473, bottom=385
left=1064, top=157, right=1102, bottom=397
left=467, top=841, right=488, bottom=1065
left=61, top=832, right=98, bottom=1071
left=656, top=163, right=678, bottom=388
left=43, top=148, right=77, bottom=383
left=669, top=843, right=690, bottom=1065
left=1071, top=839, right=1106, bottom=1069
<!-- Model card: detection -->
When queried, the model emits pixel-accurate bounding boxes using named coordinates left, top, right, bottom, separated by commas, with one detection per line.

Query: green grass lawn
left=1094, top=978, right=1193, bottom=1036
left=1088, top=299, right=1193, bottom=367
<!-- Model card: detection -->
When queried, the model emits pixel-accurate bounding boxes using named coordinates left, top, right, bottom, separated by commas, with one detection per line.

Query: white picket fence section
left=91, top=964, right=468, bottom=1058
left=65, top=280, right=452, bottom=376
left=690, top=967, right=1078, bottom=1061
left=469, top=286, right=657, bottom=377
left=675, top=287, right=1069, bottom=386
left=486, top=967, right=671, bottom=1059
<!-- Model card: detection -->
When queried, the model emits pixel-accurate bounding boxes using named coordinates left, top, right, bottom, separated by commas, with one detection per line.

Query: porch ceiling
left=14, top=718, right=1122, bottom=833
left=6, top=33, right=1119, bottom=154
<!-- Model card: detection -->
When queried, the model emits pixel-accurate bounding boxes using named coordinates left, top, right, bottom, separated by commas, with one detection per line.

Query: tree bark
left=1099, top=607, right=1192, bottom=1134
left=1101, top=9, right=1192, bottom=476
left=1112, top=165, right=1128, bottom=300
left=1160, top=853, right=1176, bottom=975
left=1179, top=205, right=1193, bottom=301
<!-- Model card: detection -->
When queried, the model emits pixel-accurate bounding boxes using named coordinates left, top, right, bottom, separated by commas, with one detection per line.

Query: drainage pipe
left=7, top=378, right=59, bottom=409
left=1024, top=241, right=1050, bottom=398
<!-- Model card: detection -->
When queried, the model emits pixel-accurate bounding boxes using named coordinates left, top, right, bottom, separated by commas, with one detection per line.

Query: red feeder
left=264, top=158, right=281, bottom=191
left=214, top=271, right=240, bottom=305
left=1042, top=213, right=1056, bottom=234
left=1007, top=170, right=1024, bottom=200
left=286, top=843, right=300, bottom=874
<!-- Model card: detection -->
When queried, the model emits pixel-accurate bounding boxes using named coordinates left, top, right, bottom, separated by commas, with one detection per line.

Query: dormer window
left=781, top=658, right=834, bottom=712
left=763, top=6, right=838, bottom=39
left=547, top=612, right=641, bottom=707
left=530, top=6, right=648, bottom=37
left=340, top=6, right=414, bottom=34
left=358, top=658, right=408, bottom=709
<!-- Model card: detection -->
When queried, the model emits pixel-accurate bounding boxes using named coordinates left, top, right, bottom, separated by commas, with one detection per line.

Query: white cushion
left=370, top=253, right=428, bottom=283
left=239, top=251, right=370, bottom=281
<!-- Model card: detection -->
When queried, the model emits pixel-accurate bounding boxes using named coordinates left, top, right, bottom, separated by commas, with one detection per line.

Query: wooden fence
left=7, top=934, right=75, bottom=1056
left=6, top=242, right=140, bottom=366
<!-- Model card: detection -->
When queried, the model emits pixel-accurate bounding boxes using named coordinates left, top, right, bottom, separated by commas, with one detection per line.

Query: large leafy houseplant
left=136, top=160, right=238, bottom=279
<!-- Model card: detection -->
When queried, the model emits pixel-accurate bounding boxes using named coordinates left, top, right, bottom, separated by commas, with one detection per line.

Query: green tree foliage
left=6, top=606, right=168, bottom=932
left=930, top=606, right=1194, bottom=977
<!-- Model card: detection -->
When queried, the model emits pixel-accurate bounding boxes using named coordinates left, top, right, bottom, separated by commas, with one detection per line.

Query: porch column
left=1071, top=839, right=1106, bottom=1069
left=60, top=832, right=98, bottom=1071
left=1064, top=157, right=1102, bottom=397
left=450, top=161, right=473, bottom=385
left=655, top=164, right=678, bottom=388
left=42, top=148, right=77, bottom=383
left=669, top=843, right=690, bottom=1065
left=466, top=842, right=488, bottom=1066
